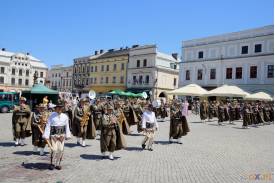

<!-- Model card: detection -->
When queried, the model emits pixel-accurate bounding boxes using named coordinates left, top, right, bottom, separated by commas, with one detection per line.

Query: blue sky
left=0, top=0, right=273, bottom=67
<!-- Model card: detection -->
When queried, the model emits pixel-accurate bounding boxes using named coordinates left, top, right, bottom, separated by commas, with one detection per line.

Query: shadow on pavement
left=191, top=121, right=203, bottom=123
left=0, top=142, right=15, bottom=147
left=80, top=154, right=121, bottom=161
left=154, top=140, right=170, bottom=145
left=65, top=143, right=91, bottom=148
left=127, top=133, right=143, bottom=136
left=13, top=151, right=50, bottom=156
left=232, top=127, right=247, bottom=130
left=21, top=162, right=49, bottom=170
left=125, top=146, right=143, bottom=151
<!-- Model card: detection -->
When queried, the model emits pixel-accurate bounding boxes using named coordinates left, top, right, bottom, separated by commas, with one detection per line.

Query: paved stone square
left=0, top=113, right=273, bottom=183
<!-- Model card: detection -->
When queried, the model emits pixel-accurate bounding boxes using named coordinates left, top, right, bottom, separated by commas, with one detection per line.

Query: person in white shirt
left=141, top=104, right=158, bottom=151
left=43, top=101, right=71, bottom=170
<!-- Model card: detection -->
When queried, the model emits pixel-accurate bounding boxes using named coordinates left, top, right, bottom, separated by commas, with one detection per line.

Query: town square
left=0, top=0, right=274, bottom=183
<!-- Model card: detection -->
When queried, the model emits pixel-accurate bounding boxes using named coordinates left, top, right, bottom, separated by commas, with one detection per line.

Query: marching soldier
left=217, top=101, right=225, bottom=125
left=132, top=101, right=143, bottom=133
left=91, top=99, right=103, bottom=130
left=169, top=101, right=190, bottom=144
left=228, top=102, right=236, bottom=124
left=208, top=101, right=215, bottom=122
left=114, top=102, right=131, bottom=135
left=43, top=101, right=71, bottom=170
left=242, top=103, right=251, bottom=129
left=31, top=103, right=49, bottom=155
left=12, top=97, right=32, bottom=146
left=141, top=104, right=158, bottom=151
left=200, top=100, right=208, bottom=123
left=72, top=98, right=96, bottom=147
left=100, top=104, right=126, bottom=160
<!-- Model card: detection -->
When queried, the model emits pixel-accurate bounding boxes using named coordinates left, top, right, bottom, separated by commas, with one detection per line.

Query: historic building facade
left=0, top=48, right=48, bottom=92
left=127, top=45, right=179, bottom=99
left=89, top=48, right=129, bottom=94
left=47, top=65, right=73, bottom=92
left=179, top=25, right=274, bottom=95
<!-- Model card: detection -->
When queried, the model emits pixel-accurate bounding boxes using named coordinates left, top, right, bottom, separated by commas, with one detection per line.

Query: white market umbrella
left=168, top=84, right=208, bottom=96
left=244, top=92, right=273, bottom=101
left=205, top=85, right=248, bottom=97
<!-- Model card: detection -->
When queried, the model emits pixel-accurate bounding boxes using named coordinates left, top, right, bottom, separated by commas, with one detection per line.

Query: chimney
left=132, top=44, right=139, bottom=48
left=172, top=53, right=178, bottom=60
left=95, top=50, right=98, bottom=55
left=100, top=49, right=104, bottom=54
left=26, top=52, right=30, bottom=55
left=1, top=48, right=6, bottom=51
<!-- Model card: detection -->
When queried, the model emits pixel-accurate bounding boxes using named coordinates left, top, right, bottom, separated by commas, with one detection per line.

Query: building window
left=12, top=68, right=15, bottom=75
left=55, top=73, right=57, bottom=77
left=137, top=60, right=140, bottom=67
left=255, top=44, right=262, bottom=53
left=105, top=77, right=109, bottom=84
left=197, top=69, right=203, bottom=80
left=186, top=70, right=190, bottom=80
left=106, top=65, right=109, bottom=71
left=87, top=66, right=90, bottom=73
left=250, top=66, right=257, bottom=78
left=113, top=64, right=117, bottom=71
left=82, top=66, right=85, bottom=73
left=66, top=72, right=69, bottom=77
left=25, top=79, right=29, bottom=86
left=226, top=68, right=232, bottom=79
left=112, top=76, right=116, bottom=83
left=139, top=75, right=143, bottom=84
left=101, top=65, right=104, bottom=72
left=11, top=78, right=15, bottom=85
left=267, top=65, right=273, bottom=78
left=241, top=46, right=248, bottom=54
left=121, top=63, right=125, bottom=70
left=235, top=67, right=242, bottom=79
left=18, top=79, right=22, bottom=85
left=19, top=69, right=22, bottom=76
left=90, top=78, right=93, bottom=84
left=210, top=69, right=216, bottom=80
left=94, top=77, right=97, bottom=84
left=145, top=75, right=149, bottom=84
left=59, top=73, right=61, bottom=77
left=26, top=70, right=29, bottom=76
left=86, top=78, right=89, bottom=85
left=0, top=76, right=4, bottom=84
left=40, top=72, right=43, bottom=78
left=0, top=67, right=4, bottom=74
left=95, top=66, right=97, bottom=72
left=120, top=76, right=124, bottom=83
left=198, top=51, right=203, bottom=59
left=173, top=78, right=177, bottom=86
left=133, top=76, right=137, bottom=84
left=100, top=77, right=103, bottom=84
left=143, top=59, right=147, bottom=67
left=91, top=66, right=94, bottom=72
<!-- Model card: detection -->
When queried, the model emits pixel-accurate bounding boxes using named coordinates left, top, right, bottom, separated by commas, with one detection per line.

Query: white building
left=0, top=48, right=48, bottom=92
left=47, top=65, right=73, bottom=92
left=127, top=45, right=179, bottom=99
left=179, top=25, right=274, bottom=95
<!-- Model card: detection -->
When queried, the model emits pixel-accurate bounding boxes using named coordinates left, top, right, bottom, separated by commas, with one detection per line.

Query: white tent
left=244, top=92, right=273, bottom=101
left=205, top=85, right=248, bottom=97
left=167, top=84, right=208, bottom=96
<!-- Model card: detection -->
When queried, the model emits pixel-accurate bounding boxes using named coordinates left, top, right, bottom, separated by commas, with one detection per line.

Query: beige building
left=89, top=48, right=129, bottom=94
left=47, top=65, right=73, bottom=92
left=127, top=45, right=179, bottom=99
left=0, top=48, right=48, bottom=92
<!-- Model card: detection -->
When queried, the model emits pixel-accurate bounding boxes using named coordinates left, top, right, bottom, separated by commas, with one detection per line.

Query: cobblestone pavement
left=0, top=113, right=273, bottom=183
